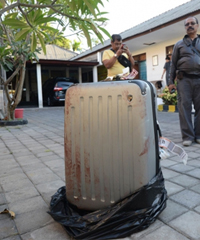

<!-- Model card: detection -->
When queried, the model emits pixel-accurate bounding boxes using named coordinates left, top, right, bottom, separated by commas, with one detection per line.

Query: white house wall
left=131, top=36, right=183, bottom=86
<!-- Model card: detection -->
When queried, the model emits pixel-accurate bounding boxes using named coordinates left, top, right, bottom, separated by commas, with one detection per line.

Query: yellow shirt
left=102, top=49, right=128, bottom=77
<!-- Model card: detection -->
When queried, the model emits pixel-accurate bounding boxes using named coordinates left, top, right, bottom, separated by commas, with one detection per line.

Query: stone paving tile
left=0, top=193, right=7, bottom=205
left=187, top=151, right=200, bottom=159
left=168, top=163, right=195, bottom=173
left=169, top=174, right=200, bottom=187
left=0, top=218, right=18, bottom=239
left=21, top=222, right=71, bottom=240
left=128, top=220, right=164, bottom=239
left=161, top=168, right=180, bottom=179
left=3, top=235, right=21, bottom=240
left=194, top=205, right=200, bottom=214
left=170, top=189, right=200, bottom=208
left=187, top=168, right=200, bottom=179
left=0, top=167, right=24, bottom=179
left=8, top=195, right=48, bottom=215
left=2, top=178, right=34, bottom=193
left=187, top=159, right=200, bottom=167
left=164, top=180, right=184, bottom=196
left=35, top=180, right=65, bottom=195
left=0, top=204, right=9, bottom=220
left=14, top=207, right=53, bottom=234
left=158, top=199, right=188, bottom=223
left=160, top=159, right=177, bottom=168
left=136, top=225, right=189, bottom=240
left=21, top=162, right=46, bottom=172
left=16, top=156, right=41, bottom=166
left=169, top=211, right=200, bottom=239
left=26, top=168, right=61, bottom=185
left=191, top=183, right=200, bottom=194
left=5, top=186, right=39, bottom=203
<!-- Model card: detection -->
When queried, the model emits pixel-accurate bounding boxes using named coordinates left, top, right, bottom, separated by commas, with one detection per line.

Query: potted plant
left=158, top=86, right=178, bottom=112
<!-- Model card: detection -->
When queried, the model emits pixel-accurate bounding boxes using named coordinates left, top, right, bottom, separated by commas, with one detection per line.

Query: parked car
left=42, top=77, right=77, bottom=106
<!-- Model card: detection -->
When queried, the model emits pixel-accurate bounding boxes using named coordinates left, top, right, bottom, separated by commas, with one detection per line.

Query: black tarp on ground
left=48, top=169, right=167, bottom=240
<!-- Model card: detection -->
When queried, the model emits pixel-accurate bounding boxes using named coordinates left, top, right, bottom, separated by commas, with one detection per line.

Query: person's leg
left=193, top=77, right=200, bottom=141
left=177, top=77, right=194, bottom=142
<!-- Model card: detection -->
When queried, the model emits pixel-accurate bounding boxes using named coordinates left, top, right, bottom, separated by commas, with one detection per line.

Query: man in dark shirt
left=168, top=16, right=200, bottom=146
left=161, top=55, right=171, bottom=86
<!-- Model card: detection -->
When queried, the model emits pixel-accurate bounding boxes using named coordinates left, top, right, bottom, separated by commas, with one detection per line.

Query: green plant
left=158, top=86, right=178, bottom=105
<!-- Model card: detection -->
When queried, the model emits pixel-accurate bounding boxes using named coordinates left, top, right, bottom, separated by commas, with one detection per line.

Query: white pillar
left=36, top=64, right=43, bottom=108
left=78, top=67, right=82, bottom=83
left=93, top=66, right=98, bottom=82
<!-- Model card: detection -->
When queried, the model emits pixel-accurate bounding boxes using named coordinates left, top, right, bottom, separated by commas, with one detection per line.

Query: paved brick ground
left=0, top=107, right=200, bottom=240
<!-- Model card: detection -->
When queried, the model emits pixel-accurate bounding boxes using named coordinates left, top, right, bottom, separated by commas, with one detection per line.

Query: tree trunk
left=4, top=62, right=26, bottom=120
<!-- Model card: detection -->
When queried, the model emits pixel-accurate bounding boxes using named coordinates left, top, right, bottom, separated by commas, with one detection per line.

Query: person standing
left=168, top=16, right=200, bottom=146
left=161, top=55, right=171, bottom=86
left=102, top=34, right=135, bottom=78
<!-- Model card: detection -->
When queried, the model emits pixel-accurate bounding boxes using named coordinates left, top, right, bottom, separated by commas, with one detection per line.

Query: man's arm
left=168, top=44, right=179, bottom=92
left=161, top=69, right=166, bottom=79
left=103, top=48, right=124, bottom=69
left=124, top=48, right=135, bottom=69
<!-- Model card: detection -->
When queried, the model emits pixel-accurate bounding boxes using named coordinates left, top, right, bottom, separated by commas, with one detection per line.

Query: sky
left=99, top=0, right=191, bottom=35
left=67, top=0, right=191, bottom=50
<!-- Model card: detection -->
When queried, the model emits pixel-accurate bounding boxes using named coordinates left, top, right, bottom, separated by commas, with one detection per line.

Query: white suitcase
left=64, top=80, right=160, bottom=210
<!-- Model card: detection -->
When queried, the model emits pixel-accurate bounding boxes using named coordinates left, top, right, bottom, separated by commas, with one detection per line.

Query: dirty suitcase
left=64, top=80, right=160, bottom=211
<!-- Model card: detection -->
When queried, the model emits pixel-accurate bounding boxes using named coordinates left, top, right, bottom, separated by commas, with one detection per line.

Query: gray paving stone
left=187, top=159, right=200, bottom=167
left=194, top=205, right=200, bottom=214
left=0, top=218, right=18, bottom=239
left=168, top=163, right=195, bottom=173
left=5, top=186, right=39, bottom=203
left=40, top=154, right=63, bottom=162
left=162, top=168, right=180, bottom=179
left=158, top=199, right=188, bottom=222
left=0, top=167, right=23, bottom=178
left=169, top=211, right=200, bottom=239
left=21, top=162, right=46, bottom=172
left=165, top=180, right=184, bottom=196
left=191, top=183, right=200, bottom=194
left=135, top=225, right=189, bottom=240
left=1, top=177, right=33, bottom=192
left=187, top=168, right=200, bottom=179
left=129, top=220, right=164, bottom=239
left=14, top=207, right=53, bottom=234
left=170, top=174, right=200, bottom=187
left=3, top=235, right=21, bottom=240
left=21, top=222, right=70, bottom=240
left=8, top=195, right=48, bottom=214
left=26, top=168, right=61, bottom=185
left=187, top=151, right=200, bottom=159
left=170, top=189, right=200, bottom=208
left=35, top=151, right=55, bottom=158
left=36, top=180, right=65, bottom=195
left=0, top=204, right=9, bottom=220
left=160, top=159, right=177, bottom=167
left=0, top=193, right=7, bottom=205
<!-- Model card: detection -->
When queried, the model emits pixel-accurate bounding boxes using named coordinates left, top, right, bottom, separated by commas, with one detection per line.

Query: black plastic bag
left=48, top=169, right=167, bottom=240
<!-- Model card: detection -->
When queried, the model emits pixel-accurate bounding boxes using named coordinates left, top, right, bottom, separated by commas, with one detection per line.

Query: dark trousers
left=177, top=76, right=200, bottom=141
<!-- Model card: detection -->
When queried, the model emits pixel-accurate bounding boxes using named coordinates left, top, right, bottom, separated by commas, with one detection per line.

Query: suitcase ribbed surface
left=65, top=81, right=157, bottom=210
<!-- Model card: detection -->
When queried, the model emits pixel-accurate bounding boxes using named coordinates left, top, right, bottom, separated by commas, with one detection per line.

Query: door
left=139, top=61, right=147, bottom=81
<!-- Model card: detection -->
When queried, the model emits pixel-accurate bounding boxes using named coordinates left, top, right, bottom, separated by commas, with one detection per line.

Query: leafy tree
left=72, top=39, right=82, bottom=52
left=0, top=0, right=110, bottom=120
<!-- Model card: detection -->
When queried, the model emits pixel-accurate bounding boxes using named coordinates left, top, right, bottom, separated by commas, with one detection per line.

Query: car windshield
left=56, top=82, right=73, bottom=87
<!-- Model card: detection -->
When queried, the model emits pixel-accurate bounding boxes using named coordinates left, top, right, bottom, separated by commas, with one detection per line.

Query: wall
left=131, top=36, right=181, bottom=86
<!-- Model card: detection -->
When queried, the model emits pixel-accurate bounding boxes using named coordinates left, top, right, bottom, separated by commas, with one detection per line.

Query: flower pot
left=15, top=109, right=24, bottom=119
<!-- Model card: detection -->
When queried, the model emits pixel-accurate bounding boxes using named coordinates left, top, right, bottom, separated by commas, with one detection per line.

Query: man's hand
left=168, top=84, right=177, bottom=93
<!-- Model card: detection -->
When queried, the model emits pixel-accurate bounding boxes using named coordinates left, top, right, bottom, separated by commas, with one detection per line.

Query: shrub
left=158, top=86, right=177, bottom=105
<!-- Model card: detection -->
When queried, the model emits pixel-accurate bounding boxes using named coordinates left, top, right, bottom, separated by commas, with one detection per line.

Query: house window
left=166, top=45, right=174, bottom=55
